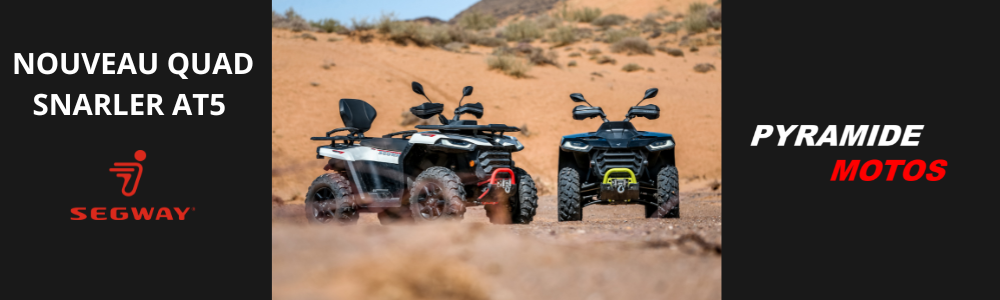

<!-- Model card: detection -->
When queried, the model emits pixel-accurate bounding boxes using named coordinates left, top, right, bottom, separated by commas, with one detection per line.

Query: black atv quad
left=556, top=88, right=679, bottom=221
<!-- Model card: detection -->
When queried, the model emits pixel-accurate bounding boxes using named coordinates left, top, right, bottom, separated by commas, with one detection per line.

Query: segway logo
left=109, top=150, right=146, bottom=196
left=377, top=149, right=401, bottom=157
left=69, top=149, right=195, bottom=220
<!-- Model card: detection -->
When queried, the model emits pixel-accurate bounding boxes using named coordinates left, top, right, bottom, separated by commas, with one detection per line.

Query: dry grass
left=610, top=37, right=654, bottom=55
left=603, top=29, right=639, bottom=44
left=571, top=7, right=602, bottom=23
left=502, top=19, right=543, bottom=42
left=591, top=14, right=630, bottom=28
left=548, top=26, right=578, bottom=47
left=272, top=8, right=313, bottom=32
left=459, top=10, right=497, bottom=30
left=487, top=54, right=530, bottom=78
left=684, top=2, right=714, bottom=34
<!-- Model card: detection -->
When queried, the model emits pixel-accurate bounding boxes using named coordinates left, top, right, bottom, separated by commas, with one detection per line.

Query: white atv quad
left=305, top=82, right=537, bottom=225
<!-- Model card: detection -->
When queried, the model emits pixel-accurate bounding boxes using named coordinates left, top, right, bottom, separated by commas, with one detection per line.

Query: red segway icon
left=109, top=150, right=145, bottom=197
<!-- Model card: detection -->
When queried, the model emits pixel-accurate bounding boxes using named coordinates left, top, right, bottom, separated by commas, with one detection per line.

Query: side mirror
left=462, top=86, right=473, bottom=96
left=412, top=81, right=425, bottom=95
left=410, top=102, right=444, bottom=119
left=570, top=93, right=587, bottom=103
left=643, top=88, right=658, bottom=100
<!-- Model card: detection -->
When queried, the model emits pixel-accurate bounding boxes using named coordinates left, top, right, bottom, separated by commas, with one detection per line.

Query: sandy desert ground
left=273, top=188, right=721, bottom=299
left=273, top=0, right=721, bottom=298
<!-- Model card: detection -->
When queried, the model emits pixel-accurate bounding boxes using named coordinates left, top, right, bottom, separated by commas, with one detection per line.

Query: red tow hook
left=477, top=168, right=515, bottom=204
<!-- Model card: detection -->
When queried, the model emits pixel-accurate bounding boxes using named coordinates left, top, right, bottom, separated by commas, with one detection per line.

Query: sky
left=271, top=0, right=481, bottom=22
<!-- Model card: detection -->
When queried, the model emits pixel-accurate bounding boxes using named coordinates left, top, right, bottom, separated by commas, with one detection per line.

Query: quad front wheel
left=557, top=167, right=583, bottom=221
left=409, top=167, right=467, bottom=222
left=646, top=165, right=680, bottom=218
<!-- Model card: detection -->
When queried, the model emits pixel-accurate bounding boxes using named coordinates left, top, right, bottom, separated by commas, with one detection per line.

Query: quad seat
left=339, top=99, right=377, bottom=137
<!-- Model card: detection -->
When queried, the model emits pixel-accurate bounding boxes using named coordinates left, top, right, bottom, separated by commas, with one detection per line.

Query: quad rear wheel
left=304, top=172, right=358, bottom=225
left=409, top=167, right=466, bottom=222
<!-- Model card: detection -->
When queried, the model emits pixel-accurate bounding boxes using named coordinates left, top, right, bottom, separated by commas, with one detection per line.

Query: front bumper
left=598, top=168, right=639, bottom=201
left=599, top=182, right=640, bottom=201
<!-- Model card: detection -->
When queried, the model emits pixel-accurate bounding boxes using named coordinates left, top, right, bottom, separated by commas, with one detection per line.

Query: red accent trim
left=420, top=133, right=436, bottom=137
left=330, top=150, right=344, bottom=154
left=476, top=168, right=515, bottom=200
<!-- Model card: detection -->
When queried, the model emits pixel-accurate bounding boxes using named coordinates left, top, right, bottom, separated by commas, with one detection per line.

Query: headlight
left=440, top=139, right=475, bottom=150
left=562, top=140, right=591, bottom=151
left=503, top=136, right=524, bottom=150
left=647, top=139, right=674, bottom=151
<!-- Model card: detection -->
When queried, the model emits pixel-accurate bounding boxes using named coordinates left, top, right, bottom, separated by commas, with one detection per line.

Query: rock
left=657, top=46, right=684, bottom=57
left=693, top=63, right=715, bottom=73
left=310, top=81, right=320, bottom=86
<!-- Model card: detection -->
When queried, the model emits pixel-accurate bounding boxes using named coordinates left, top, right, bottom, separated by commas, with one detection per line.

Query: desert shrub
left=684, top=2, right=712, bottom=33
left=487, top=54, right=529, bottom=78
left=310, top=18, right=346, bottom=33
left=707, top=8, right=722, bottom=28
left=271, top=10, right=282, bottom=25
left=586, top=48, right=602, bottom=55
left=384, top=21, right=418, bottom=45
left=610, top=37, right=654, bottom=55
left=663, top=22, right=681, bottom=34
left=376, top=12, right=399, bottom=34
left=272, top=8, right=313, bottom=32
left=568, top=52, right=581, bottom=57
left=591, top=14, right=629, bottom=28
left=502, top=19, right=542, bottom=42
left=571, top=7, right=602, bottom=23
left=443, top=42, right=469, bottom=52
left=568, top=60, right=577, bottom=67
left=300, top=33, right=317, bottom=41
left=604, top=29, right=639, bottom=43
left=451, top=27, right=507, bottom=47
left=640, top=14, right=661, bottom=32
left=574, top=28, right=594, bottom=39
left=350, top=17, right=375, bottom=31
left=622, top=63, right=642, bottom=72
left=413, top=24, right=453, bottom=46
left=527, top=48, right=558, bottom=66
left=459, top=10, right=497, bottom=30
left=535, top=14, right=561, bottom=29
left=548, top=26, right=578, bottom=47
left=596, top=55, right=616, bottom=65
